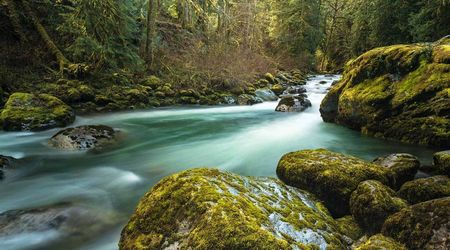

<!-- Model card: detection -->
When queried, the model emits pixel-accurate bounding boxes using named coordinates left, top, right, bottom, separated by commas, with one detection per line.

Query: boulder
left=432, top=150, right=450, bottom=176
left=373, top=153, right=420, bottom=189
left=335, top=216, right=363, bottom=243
left=0, top=93, right=75, bottom=131
left=276, top=149, right=392, bottom=217
left=350, top=180, right=408, bottom=234
left=397, top=175, right=450, bottom=204
left=382, top=197, right=450, bottom=249
left=275, top=95, right=312, bottom=112
left=254, top=89, right=278, bottom=101
left=264, top=72, right=276, bottom=84
left=221, top=95, right=237, bottom=105
left=0, top=155, right=16, bottom=179
left=270, top=84, right=285, bottom=96
left=119, top=168, right=350, bottom=250
left=352, top=234, right=406, bottom=250
left=237, top=94, right=263, bottom=106
left=284, top=86, right=307, bottom=95
left=320, top=41, right=450, bottom=147
left=49, top=125, right=118, bottom=150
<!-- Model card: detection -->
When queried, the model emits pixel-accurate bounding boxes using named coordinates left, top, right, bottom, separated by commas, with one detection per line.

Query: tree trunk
left=146, top=0, right=158, bottom=68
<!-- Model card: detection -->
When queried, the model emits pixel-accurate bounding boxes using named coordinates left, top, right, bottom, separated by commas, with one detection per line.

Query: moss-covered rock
left=432, top=150, right=450, bottom=176
left=0, top=93, right=75, bottom=131
left=120, top=168, right=351, bottom=250
left=350, top=180, right=408, bottom=234
left=276, top=149, right=392, bottom=217
left=382, top=197, right=450, bottom=249
left=270, top=84, right=285, bottom=96
left=49, top=125, right=118, bottom=151
left=397, top=175, right=450, bottom=204
left=264, top=72, right=276, bottom=84
left=373, top=153, right=420, bottom=189
left=336, top=216, right=363, bottom=242
left=275, top=95, right=312, bottom=112
left=320, top=40, right=450, bottom=147
left=255, top=89, right=278, bottom=101
left=237, top=94, right=263, bottom=106
left=352, top=234, right=407, bottom=250
left=0, top=155, right=16, bottom=180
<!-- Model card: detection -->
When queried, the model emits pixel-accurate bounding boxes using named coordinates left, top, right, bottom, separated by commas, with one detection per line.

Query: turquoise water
left=0, top=75, right=438, bottom=250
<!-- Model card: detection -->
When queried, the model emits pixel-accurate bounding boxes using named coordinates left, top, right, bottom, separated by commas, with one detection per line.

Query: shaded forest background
left=1, top=0, right=449, bottom=100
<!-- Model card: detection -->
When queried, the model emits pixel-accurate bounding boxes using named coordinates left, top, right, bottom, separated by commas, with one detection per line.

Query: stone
left=49, top=125, right=118, bottom=150
left=275, top=95, right=312, bottom=112
left=397, top=175, right=450, bottom=204
left=237, top=94, right=263, bottom=105
left=352, top=234, right=407, bottom=250
left=254, top=89, right=278, bottom=101
left=373, top=153, right=420, bottom=189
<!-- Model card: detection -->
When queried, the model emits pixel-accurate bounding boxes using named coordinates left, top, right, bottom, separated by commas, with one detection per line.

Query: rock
left=382, top=197, right=450, bottom=249
left=0, top=155, right=16, bottom=179
left=336, top=216, right=363, bottom=243
left=49, top=125, right=118, bottom=150
left=352, top=234, right=407, bottom=250
left=222, top=95, right=237, bottom=105
left=276, top=149, right=392, bottom=217
left=0, top=203, right=114, bottom=249
left=397, top=175, right=450, bottom=204
left=119, top=168, right=351, bottom=250
left=432, top=150, right=450, bottom=176
left=350, top=180, right=408, bottom=234
left=320, top=41, right=450, bottom=147
left=0, top=93, right=75, bottom=131
left=264, top=72, right=276, bottom=84
left=284, top=86, right=307, bottom=95
left=373, top=153, right=420, bottom=189
left=319, top=81, right=327, bottom=85
left=270, top=84, right=285, bottom=96
left=237, top=94, right=263, bottom=105
left=254, top=89, right=278, bottom=101
left=275, top=95, right=312, bottom=112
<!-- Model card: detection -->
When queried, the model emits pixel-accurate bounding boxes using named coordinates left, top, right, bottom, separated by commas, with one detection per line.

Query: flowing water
left=0, top=75, right=438, bottom=250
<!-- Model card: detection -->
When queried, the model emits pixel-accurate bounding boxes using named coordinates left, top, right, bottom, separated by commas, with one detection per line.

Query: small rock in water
left=275, top=95, right=312, bottom=112
left=319, top=81, right=328, bottom=85
left=283, top=86, right=307, bottom=95
left=254, top=89, right=278, bottom=101
left=0, top=155, right=16, bottom=179
left=49, top=125, right=118, bottom=150
left=237, top=94, right=263, bottom=105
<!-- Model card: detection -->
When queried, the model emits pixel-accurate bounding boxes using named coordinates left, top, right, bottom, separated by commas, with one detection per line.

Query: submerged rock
left=382, top=197, right=450, bottom=249
left=397, top=175, right=450, bottom=204
left=373, top=153, right=420, bottom=189
left=0, top=93, right=75, bottom=131
left=119, top=168, right=350, bottom=250
left=352, top=234, right=407, bottom=250
left=237, top=94, right=263, bottom=105
left=320, top=41, right=450, bottom=147
left=432, top=150, right=450, bottom=176
left=0, top=155, right=16, bottom=179
left=254, top=89, right=278, bottom=101
left=275, top=95, right=312, bottom=112
left=49, top=125, right=118, bottom=150
left=350, top=180, right=408, bottom=234
left=276, top=149, right=392, bottom=217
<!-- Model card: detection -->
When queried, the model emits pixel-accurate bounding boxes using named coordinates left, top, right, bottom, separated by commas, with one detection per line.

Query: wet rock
left=397, top=175, right=450, bottom=204
left=350, top=180, right=408, bottom=234
left=283, top=86, right=307, bottom=95
left=373, top=153, right=420, bottom=189
left=319, top=81, right=328, bottom=85
left=275, top=95, right=312, bottom=112
left=432, top=150, right=450, bottom=176
left=336, top=216, right=363, bottom=243
left=264, top=72, right=276, bottom=84
left=382, top=197, right=450, bottom=249
left=119, top=168, right=351, bottom=249
left=254, top=89, right=278, bottom=101
left=352, top=234, right=406, bottom=250
left=49, top=125, right=118, bottom=150
left=270, top=84, right=285, bottom=96
left=237, top=94, right=263, bottom=106
left=0, top=155, right=16, bottom=179
left=0, top=93, right=75, bottom=131
left=221, top=95, right=237, bottom=105
left=276, top=149, right=392, bottom=217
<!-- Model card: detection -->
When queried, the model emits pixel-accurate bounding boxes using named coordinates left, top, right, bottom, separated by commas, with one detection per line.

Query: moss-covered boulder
left=0, top=93, right=75, bottom=131
left=0, top=155, right=16, bottom=180
left=373, top=153, right=420, bottom=189
left=432, top=150, right=450, bottom=176
left=382, top=197, right=450, bottom=249
left=350, top=180, right=408, bottom=234
left=352, top=234, right=407, bottom=250
left=320, top=40, right=450, bottom=147
left=237, top=94, right=263, bottom=105
left=335, top=216, right=363, bottom=243
left=264, top=72, right=276, bottom=84
left=49, top=125, right=118, bottom=151
left=275, top=95, right=312, bottom=112
left=270, top=84, right=285, bottom=96
left=119, top=168, right=351, bottom=250
left=276, top=149, right=392, bottom=217
left=397, top=175, right=450, bottom=204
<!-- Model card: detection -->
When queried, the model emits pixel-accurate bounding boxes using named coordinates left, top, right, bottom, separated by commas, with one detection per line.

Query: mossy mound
left=352, top=234, right=407, bottom=250
left=432, top=150, right=450, bottom=176
left=320, top=40, right=450, bottom=147
left=0, top=93, right=75, bottom=131
left=270, top=84, right=285, bottom=96
left=119, top=168, right=350, bottom=250
left=350, top=180, right=408, bottom=234
left=373, top=153, right=420, bottom=189
left=382, top=197, right=450, bottom=249
left=335, top=216, right=363, bottom=243
left=276, top=149, right=392, bottom=217
left=397, top=175, right=450, bottom=204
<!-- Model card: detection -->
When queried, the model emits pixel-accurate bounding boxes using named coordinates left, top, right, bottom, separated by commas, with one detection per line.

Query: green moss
left=350, top=180, right=408, bottom=234
left=433, top=45, right=450, bottom=64
left=276, top=149, right=393, bottom=217
left=119, top=168, right=349, bottom=250
left=382, top=197, right=450, bottom=249
left=0, top=93, right=75, bottom=131
left=264, top=73, right=276, bottom=84
left=432, top=151, right=450, bottom=176
left=270, top=84, right=284, bottom=95
left=335, top=216, right=363, bottom=241
left=398, top=176, right=450, bottom=204
left=353, top=234, right=406, bottom=250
